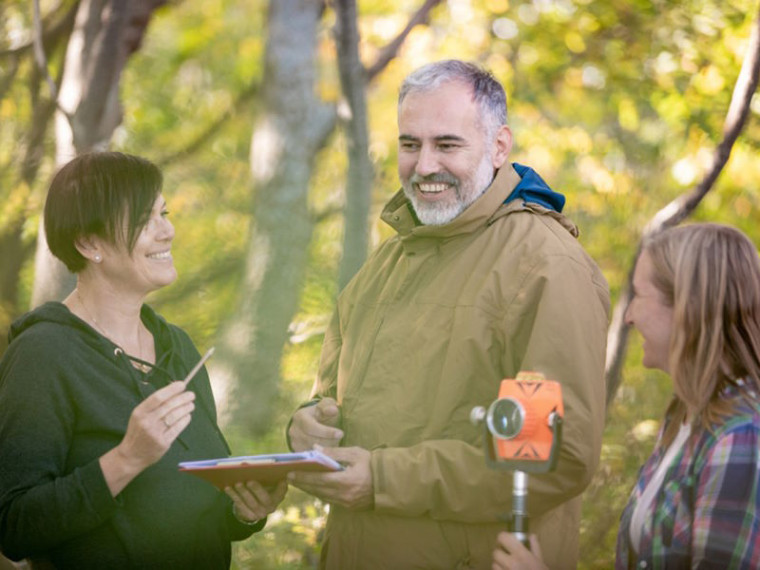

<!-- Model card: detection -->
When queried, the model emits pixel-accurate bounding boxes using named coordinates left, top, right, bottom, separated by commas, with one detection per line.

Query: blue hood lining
left=505, top=163, right=566, bottom=213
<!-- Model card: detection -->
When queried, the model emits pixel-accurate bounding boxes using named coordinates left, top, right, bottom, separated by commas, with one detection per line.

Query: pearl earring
left=94, top=254, right=102, bottom=263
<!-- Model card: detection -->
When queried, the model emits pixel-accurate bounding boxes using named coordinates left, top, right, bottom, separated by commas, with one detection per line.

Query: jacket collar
left=381, top=163, right=576, bottom=239
left=381, top=163, right=522, bottom=239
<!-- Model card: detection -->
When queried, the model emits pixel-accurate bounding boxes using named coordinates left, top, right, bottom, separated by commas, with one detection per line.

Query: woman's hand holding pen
left=99, top=382, right=195, bottom=497
left=120, top=381, right=196, bottom=465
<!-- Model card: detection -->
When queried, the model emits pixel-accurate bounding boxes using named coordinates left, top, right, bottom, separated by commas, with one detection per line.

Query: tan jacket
left=313, top=164, right=610, bottom=569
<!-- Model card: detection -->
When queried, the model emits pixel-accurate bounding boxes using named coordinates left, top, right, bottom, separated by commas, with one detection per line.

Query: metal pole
left=511, top=470, right=530, bottom=546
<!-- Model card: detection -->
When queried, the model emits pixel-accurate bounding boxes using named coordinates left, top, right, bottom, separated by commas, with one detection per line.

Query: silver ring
left=163, top=417, right=170, bottom=429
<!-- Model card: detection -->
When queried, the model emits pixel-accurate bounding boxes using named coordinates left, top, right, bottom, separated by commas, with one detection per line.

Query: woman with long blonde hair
left=493, top=223, right=760, bottom=569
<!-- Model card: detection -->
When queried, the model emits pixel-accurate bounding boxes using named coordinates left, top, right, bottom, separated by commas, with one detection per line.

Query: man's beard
left=402, top=153, right=495, bottom=226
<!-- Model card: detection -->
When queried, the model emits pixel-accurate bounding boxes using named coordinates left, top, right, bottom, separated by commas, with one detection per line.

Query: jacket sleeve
left=311, top=308, right=342, bottom=401
left=0, top=336, right=119, bottom=561
left=371, top=251, right=610, bottom=521
left=507, top=251, right=609, bottom=515
left=692, top=423, right=760, bottom=568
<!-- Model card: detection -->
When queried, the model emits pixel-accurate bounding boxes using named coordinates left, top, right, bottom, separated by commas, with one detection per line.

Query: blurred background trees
left=1, top=0, right=759, bottom=567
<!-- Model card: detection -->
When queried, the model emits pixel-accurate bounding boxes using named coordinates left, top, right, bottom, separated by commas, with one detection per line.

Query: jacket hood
left=8, top=302, right=93, bottom=345
left=8, top=302, right=177, bottom=376
left=506, top=162, right=566, bottom=212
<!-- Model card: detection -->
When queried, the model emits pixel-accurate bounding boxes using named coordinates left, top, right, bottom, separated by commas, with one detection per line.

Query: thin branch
left=646, top=25, right=760, bottom=233
left=365, top=0, right=444, bottom=81
left=155, top=81, right=261, bottom=167
left=605, top=5, right=760, bottom=408
left=0, top=2, right=76, bottom=102
left=32, top=0, right=60, bottom=100
left=152, top=251, right=243, bottom=305
left=312, top=202, right=343, bottom=224
left=26, top=0, right=79, bottom=127
left=0, top=1, right=79, bottom=59
left=334, top=0, right=374, bottom=287
left=0, top=55, right=21, bottom=102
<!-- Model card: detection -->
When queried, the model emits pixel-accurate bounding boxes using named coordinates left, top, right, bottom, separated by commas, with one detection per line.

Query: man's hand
left=288, top=445, right=373, bottom=510
left=288, top=398, right=344, bottom=451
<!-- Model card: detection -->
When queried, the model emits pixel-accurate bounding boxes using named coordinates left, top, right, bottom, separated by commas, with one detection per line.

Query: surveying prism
left=470, top=371, right=564, bottom=547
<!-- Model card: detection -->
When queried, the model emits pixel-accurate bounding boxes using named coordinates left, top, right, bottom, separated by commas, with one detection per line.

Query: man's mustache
left=408, top=172, right=460, bottom=187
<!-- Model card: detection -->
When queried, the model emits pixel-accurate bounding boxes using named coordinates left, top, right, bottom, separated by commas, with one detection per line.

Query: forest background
left=2, top=0, right=759, bottom=568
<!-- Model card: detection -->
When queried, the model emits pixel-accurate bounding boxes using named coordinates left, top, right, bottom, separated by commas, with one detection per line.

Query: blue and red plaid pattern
left=616, top=393, right=760, bottom=569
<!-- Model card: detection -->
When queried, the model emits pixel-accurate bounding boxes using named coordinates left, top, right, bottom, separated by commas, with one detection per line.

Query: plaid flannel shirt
left=616, top=392, right=760, bottom=569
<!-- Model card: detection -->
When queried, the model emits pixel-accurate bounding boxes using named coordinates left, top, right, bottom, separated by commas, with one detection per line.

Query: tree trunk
left=0, top=97, right=57, bottom=352
left=30, top=0, right=166, bottom=308
left=219, top=0, right=448, bottom=434
left=335, top=0, right=373, bottom=290
left=219, top=0, right=335, bottom=435
left=0, top=3, right=76, bottom=352
left=335, top=0, right=443, bottom=290
left=605, top=5, right=760, bottom=408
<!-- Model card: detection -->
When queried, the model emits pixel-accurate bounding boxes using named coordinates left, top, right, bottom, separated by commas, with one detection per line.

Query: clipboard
left=178, top=450, right=344, bottom=489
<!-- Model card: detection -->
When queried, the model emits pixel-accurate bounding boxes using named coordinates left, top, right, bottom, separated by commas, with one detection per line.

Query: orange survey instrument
left=471, top=370, right=564, bottom=473
left=471, top=371, right=565, bottom=546
left=487, top=371, right=564, bottom=470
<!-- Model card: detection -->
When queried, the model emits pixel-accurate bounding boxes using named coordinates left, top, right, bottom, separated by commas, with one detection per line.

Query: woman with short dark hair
left=44, top=152, right=165, bottom=273
left=0, top=152, right=286, bottom=569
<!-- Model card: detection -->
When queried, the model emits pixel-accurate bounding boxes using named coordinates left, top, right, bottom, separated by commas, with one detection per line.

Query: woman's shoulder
left=717, top=381, right=760, bottom=431
left=0, top=305, right=95, bottom=396
left=5, top=302, right=91, bottom=357
left=717, top=404, right=760, bottom=436
left=700, top=396, right=760, bottom=452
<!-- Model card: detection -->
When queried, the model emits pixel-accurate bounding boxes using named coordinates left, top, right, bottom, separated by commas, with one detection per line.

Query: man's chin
left=402, top=185, right=465, bottom=225
left=411, top=201, right=463, bottom=226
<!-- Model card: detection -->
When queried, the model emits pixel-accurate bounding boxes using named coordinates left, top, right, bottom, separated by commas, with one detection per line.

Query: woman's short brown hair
left=44, top=152, right=163, bottom=272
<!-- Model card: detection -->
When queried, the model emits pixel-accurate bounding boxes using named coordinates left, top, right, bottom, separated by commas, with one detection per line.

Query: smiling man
left=398, top=77, right=505, bottom=226
left=287, top=60, right=611, bottom=570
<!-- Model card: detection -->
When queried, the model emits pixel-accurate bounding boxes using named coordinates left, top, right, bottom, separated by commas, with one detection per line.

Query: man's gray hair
left=398, top=60, right=508, bottom=139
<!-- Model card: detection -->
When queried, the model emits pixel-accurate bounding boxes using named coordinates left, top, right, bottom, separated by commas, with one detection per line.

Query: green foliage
left=2, top=0, right=760, bottom=567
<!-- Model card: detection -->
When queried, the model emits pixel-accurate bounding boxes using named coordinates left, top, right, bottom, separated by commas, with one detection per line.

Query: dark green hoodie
left=0, top=303, right=260, bottom=569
